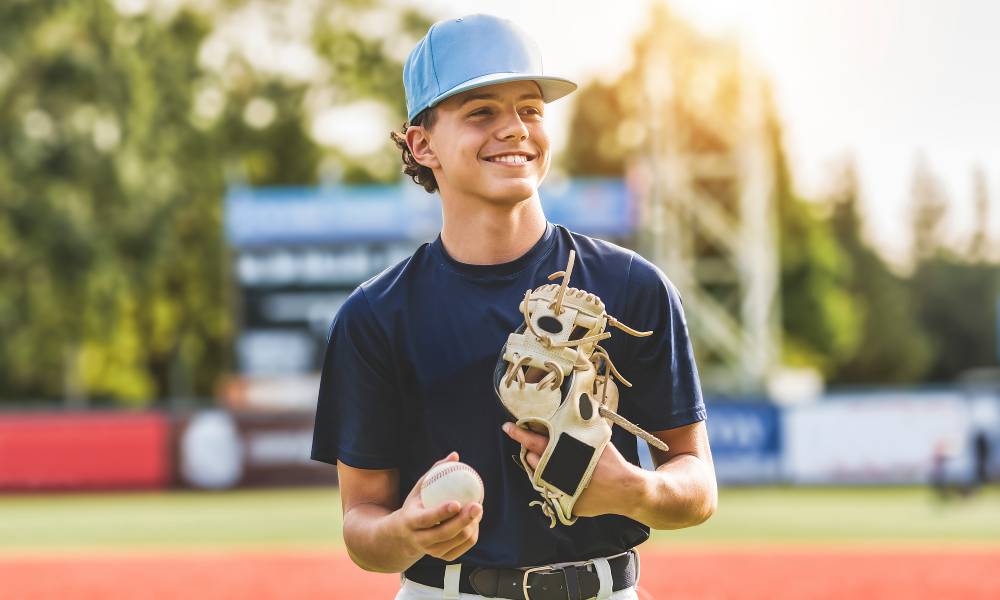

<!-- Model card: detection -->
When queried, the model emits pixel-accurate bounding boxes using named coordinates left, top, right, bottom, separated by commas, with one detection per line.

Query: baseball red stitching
left=422, top=464, right=484, bottom=498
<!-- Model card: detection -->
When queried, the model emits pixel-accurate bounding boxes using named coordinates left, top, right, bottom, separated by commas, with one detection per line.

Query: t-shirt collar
left=432, top=221, right=556, bottom=280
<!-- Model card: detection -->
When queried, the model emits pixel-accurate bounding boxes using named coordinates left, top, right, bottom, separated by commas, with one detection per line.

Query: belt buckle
left=521, top=565, right=556, bottom=600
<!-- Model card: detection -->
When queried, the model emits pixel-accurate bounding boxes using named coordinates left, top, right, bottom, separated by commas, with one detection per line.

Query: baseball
left=420, top=461, right=485, bottom=509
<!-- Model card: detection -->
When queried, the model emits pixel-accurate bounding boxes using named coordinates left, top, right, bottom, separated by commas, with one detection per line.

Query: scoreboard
left=223, top=179, right=635, bottom=408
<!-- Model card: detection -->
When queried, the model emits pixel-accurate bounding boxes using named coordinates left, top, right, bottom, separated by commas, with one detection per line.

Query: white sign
left=784, top=391, right=973, bottom=484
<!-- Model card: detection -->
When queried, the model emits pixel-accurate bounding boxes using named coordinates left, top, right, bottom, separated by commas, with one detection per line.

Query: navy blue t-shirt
left=311, top=222, right=705, bottom=569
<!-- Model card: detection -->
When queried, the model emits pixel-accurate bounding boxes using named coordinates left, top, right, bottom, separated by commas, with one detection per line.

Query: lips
left=482, top=151, right=537, bottom=165
left=486, top=160, right=531, bottom=168
left=483, top=151, right=536, bottom=163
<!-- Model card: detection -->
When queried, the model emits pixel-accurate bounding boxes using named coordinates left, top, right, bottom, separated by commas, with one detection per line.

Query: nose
left=495, top=108, right=528, bottom=141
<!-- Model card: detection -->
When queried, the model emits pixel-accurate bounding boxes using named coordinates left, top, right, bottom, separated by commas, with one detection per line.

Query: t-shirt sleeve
left=311, top=287, right=401, bottom=469
left=616, top=253, right=706, bottom=431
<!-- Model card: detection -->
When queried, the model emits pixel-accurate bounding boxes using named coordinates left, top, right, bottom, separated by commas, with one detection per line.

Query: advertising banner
left=224, top=179, right=634, bottom=247
left=0, top=412, right=170, bottom=490
left=784, top=391, right=973, bottom=484
left=635, top=401, right=782, bottom=484
left=705, top=401, right=783, bottom=484
left=173, top=410, right=335, bottom=489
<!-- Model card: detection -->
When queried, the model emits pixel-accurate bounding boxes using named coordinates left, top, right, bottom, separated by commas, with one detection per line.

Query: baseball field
left=2, top=485, right=999, bottom=599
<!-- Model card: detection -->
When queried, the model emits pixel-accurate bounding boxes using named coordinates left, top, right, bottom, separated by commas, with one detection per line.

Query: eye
left=469, top=107, right=492, bottom=117
left=522, top=106, right=543, bottom=117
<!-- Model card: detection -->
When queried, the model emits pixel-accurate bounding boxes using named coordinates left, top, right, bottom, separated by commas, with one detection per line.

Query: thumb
left=412, top=499, right=462, bottom=529
left=433, top=451, right=460, bottom=468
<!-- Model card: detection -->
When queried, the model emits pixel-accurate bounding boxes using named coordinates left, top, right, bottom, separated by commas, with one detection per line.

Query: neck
left=438, top=194, right=548, bottom=265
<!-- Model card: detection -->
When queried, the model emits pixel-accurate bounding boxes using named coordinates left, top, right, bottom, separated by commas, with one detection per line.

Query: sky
left=417, top=0, right=1000, bottom=262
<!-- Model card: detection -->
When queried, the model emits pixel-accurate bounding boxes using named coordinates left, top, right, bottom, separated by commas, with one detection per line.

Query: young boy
left=311, top=14, right=716, bottom=600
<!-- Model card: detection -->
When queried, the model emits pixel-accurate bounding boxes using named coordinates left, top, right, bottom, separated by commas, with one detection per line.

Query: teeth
left=489, top=154, right=528, bottom=164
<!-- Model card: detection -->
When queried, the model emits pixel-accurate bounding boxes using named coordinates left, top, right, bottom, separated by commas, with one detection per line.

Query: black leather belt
left=404, top=550, right=638, bottom=600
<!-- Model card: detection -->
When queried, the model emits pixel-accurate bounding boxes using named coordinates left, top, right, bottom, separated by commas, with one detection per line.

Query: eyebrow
left=458, top=92, right=543, bottom=107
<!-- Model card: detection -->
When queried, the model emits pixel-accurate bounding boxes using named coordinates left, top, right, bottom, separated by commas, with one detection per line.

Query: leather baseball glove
left=493, top=249, right=669, bottom=527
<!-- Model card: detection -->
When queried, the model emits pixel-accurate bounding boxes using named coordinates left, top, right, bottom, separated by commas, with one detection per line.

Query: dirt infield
left=2, top=546, right=999, bottom=599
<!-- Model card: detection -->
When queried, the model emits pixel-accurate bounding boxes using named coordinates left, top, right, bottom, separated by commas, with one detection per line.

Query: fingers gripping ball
left=420, top=462, right=485, bottom=510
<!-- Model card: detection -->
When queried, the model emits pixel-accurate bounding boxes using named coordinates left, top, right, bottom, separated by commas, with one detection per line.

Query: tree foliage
left=770, top=128, right=861, bottom=377
left=826, top=163, right=933, bottom=383
left=2, top=1, right=995, bottom=402
left=559, top=4, right=861, bottom=385
left=906, top=163, right=998, bottom=382
left=0, top=0, right=430, bottom=404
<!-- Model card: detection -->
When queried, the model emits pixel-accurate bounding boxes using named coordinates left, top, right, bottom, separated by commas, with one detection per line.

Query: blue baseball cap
left=403, top=14, right=577, bottom=122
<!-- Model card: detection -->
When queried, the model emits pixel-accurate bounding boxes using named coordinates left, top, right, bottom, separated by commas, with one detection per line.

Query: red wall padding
left=0, top=412, right=171, bottom=490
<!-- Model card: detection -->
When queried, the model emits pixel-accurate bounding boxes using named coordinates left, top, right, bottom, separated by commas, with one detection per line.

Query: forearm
left=342, top=503, right=423, bottom=573
left=626, top=453, right=718, bottom=530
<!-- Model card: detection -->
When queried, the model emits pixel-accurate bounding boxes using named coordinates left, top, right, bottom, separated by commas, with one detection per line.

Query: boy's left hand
left=501, top=422, right=644, bottom=518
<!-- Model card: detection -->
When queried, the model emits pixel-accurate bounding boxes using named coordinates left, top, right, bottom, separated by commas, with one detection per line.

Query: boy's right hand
left=392, top=451, right=484, bottom=562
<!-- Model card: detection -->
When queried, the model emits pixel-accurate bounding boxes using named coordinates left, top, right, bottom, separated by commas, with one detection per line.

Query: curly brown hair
left=390, top=108, right=439, bottom=193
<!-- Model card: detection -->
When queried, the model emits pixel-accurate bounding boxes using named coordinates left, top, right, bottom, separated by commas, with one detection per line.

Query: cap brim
left=427, top=72, right=578, bottom=111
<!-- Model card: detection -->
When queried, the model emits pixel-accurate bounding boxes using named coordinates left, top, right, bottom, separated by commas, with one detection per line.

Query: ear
left=405, top=125, right=440, bottom=170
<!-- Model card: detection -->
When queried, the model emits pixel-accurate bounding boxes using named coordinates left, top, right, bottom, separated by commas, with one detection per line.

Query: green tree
left=907, top=162, right=998, bottom=381
left=0, top=1, right=231, bottom=403
left=559, top=2, right=861, bottom=381
left=909, top=154, right=949, bottom=263
left=770, top=132, right=860, bottom=376
left=0, top=0, right=430, bottom=404
left=828, top=162, right=932, bottom=383
left=910, top=255, right=998, bottom=381
left=968, top=166, right=991, bottom=260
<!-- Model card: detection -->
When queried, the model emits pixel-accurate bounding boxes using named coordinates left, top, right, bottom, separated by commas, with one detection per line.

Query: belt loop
left=592, top=557, right=613, bottom=600
left=561, top=565, right=581, bottom=600
left=443, top=563, right=462, bottom=599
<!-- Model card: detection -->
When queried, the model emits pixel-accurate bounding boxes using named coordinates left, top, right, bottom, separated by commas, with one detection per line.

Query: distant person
left=930, top=439, right=954, bottom=500
left=973, top=430, right=991, bottom=487
left=311, top=13, right=716, bottom=600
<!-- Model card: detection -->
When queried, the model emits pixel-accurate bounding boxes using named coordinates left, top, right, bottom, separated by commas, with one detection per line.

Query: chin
left=484, top=182, right=538, bottom=205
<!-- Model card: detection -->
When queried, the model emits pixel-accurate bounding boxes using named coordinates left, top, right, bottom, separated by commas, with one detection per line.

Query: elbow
left=647, top=491, right=717, bottom=530
left=673, top=474, right=718, bottom=529
left=345, top=544, right=375, bottom=572
left=641, top=456, right=718, bottom=530
left=690, top=487, right=717, bottom=526
left=345, top=544, right=398, bottom=574
left=342, top=523, right=387, bottom=574
left=341, top=524, right=375, bottom=572
left=692, top=471, right=719, bottom=526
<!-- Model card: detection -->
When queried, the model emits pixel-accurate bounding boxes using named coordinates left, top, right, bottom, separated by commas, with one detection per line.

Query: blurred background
left=1, top=0, right=999, bottom=598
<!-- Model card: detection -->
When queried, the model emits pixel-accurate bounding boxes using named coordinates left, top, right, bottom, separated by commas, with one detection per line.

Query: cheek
left=531, top=126, right=550, bottom=156
left=455, top=132, right=488, bottom=162
left=530, top=122, right=549, bottom=143
left=433, top=138, right=471, bottom=172
left=536, top=153, right=552, bottom=179
left=533, top=129, right=551, bottom=166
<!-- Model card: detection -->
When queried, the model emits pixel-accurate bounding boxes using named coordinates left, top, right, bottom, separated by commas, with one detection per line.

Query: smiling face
left=406, top=79, right=550, bottom=207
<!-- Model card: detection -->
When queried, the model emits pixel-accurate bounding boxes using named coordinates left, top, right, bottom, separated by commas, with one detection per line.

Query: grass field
left=3, top=485, right=999, bottom=552
left=653, top=485, right=1000, bottom=545
left=2, top=485, right=999, bottom=598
